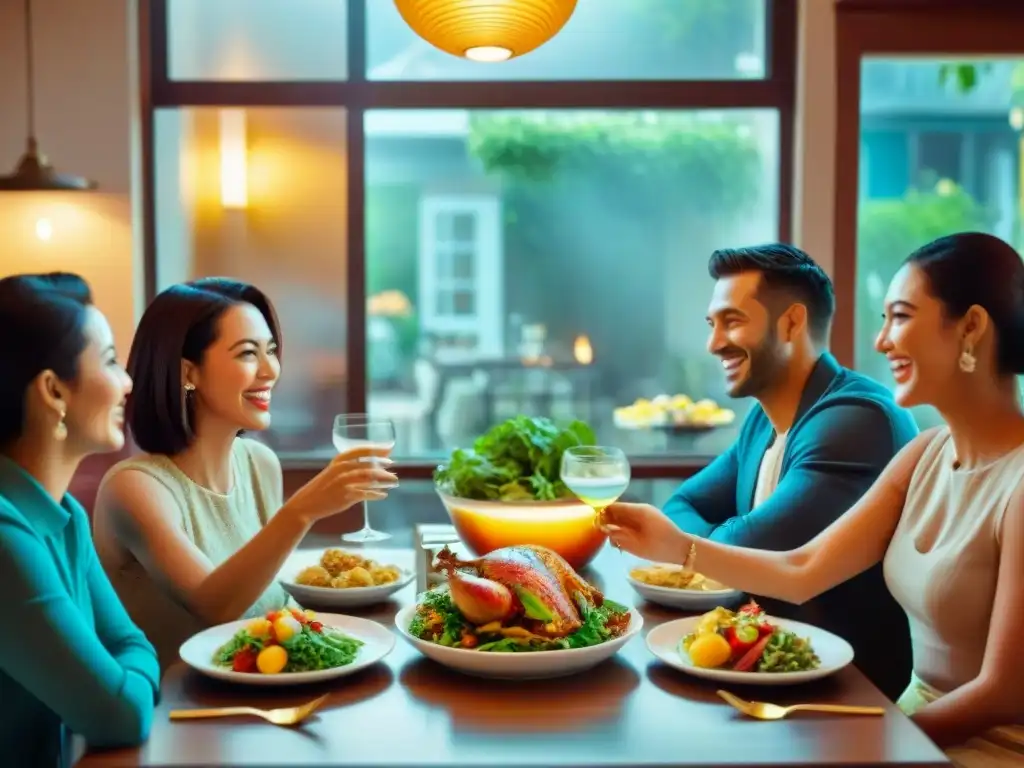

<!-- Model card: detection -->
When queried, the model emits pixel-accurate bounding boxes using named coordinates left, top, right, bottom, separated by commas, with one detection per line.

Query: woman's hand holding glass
left=600, top=502, right=692, bottom=565
left=282, top=445, right=398, bottom=526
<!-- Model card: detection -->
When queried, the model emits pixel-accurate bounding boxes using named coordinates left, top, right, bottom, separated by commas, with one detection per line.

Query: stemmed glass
left=332, top=414, right=397, bottom=543
left=560, top=445, right=631, bottom=532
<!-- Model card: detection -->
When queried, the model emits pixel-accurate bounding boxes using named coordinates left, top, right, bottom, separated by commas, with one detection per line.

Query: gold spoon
left=169, top=693, right=330, bottom=727
left=717, top=689, right=885, bottom=720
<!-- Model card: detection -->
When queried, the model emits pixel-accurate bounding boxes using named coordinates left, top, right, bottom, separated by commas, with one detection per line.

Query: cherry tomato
left=738, top=600, right=763, bottom=617
left=232, top=646, right=258, bottom=673
left=309, top=621, right=323, bottom=633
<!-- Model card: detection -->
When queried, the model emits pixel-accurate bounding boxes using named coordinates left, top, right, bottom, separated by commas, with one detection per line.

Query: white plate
left=646, top=615, right=853, bottom=685
left=179, top=612, right=395, bottom=686
left=627, top=574, right=744, bottom=611
left=395, top=603, right=643, bottom=679
left=280, top=569, right=414, bottom=608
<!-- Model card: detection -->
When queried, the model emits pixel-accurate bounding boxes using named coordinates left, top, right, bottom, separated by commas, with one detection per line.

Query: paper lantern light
left=393, top=0, right=578, bottom=63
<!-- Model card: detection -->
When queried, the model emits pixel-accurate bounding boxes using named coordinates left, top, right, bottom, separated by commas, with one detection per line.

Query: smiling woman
left=0, top=273, right=158, bottom=768
left=90, top=278, right=399, bottom=670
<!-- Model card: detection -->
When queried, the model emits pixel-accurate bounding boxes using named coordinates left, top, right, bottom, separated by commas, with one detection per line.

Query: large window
left=855, top=57, right=1024, bottom=427
left=149, top=0, right=796, bottom=471
left=365, top=108, right=780, bottom=459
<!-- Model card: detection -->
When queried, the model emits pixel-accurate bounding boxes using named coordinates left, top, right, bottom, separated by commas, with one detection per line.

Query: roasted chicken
left=434, top=544, right=603, bottom=637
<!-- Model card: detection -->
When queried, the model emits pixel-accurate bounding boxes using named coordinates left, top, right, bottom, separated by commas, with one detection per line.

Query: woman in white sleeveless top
left=93, top=279, right=397, bottom=669
left=603, top=233, right=1024, bottom=765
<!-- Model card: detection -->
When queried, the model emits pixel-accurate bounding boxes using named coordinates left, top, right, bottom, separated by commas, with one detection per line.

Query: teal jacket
left=0, top=456, right=159, bottom=767
left=665, top=353, right=919, bottom=700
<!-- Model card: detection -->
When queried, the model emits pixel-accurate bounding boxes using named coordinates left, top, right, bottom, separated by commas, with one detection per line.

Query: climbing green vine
left=467, top=112, right=764, bottom=217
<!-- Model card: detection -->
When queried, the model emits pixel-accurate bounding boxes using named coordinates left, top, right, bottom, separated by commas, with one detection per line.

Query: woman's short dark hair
left=905, top=231, right=1024, bottom=375
left=126, top=278, right=281, bottom=455
left=0, top=272, right=93, bottom=447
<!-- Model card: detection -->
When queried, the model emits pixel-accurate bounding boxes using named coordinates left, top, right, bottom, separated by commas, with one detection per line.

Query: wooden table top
left=78, top=546, right=949, bottom=768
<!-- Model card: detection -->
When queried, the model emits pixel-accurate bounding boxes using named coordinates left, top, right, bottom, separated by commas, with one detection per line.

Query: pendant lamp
left=393, top=0, right=578, bottom=63
left=0, top=0, right=97, bottom=191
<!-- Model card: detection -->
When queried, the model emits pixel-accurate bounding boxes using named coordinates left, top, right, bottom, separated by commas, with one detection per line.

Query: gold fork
left=717, top=689, right=885, bottom=720
left=169, top=693, right=330, bottom=727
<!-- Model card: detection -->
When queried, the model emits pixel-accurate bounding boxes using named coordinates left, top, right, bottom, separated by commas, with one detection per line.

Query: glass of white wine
left=332, top=413, right=397, bottom=543
left=560, top=445, right=631, bottom=532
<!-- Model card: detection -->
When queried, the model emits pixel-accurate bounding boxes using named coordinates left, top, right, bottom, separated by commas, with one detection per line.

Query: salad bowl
left=434, top=415, right=609, bottom=569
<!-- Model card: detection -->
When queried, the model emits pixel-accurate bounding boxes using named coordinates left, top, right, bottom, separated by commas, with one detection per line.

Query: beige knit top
left=96, top=438, right=293, bottom=671
left=884, top=427, right=1024, bottom=694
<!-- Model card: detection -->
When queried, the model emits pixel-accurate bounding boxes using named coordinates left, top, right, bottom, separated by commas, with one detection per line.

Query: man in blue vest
left=662, top=243, right=917, bottom=700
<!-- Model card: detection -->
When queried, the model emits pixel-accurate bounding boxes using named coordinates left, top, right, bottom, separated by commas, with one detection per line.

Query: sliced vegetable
left=731, top=632, right=773, bottom=672
left=725, top=623, right=759, bottom=655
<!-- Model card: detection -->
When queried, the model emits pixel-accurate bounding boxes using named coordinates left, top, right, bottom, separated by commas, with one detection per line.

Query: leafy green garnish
left=408, top=587, right=630, bottom=653
left=213, top=625, right=363, bottom=672
left=284, top=629, right=363, bottom=672
left=756, top=630, right=820, bottom=673
left=433, top=415, right=597, bottom=501
left=409, top=589, right=469, bottom=647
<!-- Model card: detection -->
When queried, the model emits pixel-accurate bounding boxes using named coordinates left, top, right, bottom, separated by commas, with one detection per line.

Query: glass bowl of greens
left=433, top=416, right=608, bottom=569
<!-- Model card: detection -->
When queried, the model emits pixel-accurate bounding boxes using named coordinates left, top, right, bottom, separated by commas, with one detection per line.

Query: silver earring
left=959, top=345, right=976, bottom=373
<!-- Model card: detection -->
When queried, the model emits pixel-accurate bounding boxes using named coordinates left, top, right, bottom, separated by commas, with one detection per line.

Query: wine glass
left=560, top=445, right=631, bottom=531
left=333, top=413, right=397, bottom=543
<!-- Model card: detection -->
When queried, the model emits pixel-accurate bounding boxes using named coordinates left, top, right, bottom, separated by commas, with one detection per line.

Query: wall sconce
left=219, top=109, right=248, bottom=208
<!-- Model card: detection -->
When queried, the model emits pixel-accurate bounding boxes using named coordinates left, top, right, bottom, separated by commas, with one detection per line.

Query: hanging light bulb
left=0, top=0, right=96, bottom=191
left=393, top=0, right=578, bottom=63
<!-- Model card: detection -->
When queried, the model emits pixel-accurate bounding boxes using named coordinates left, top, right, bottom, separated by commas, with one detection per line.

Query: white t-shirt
left=752, top=431, right=788, bottom=508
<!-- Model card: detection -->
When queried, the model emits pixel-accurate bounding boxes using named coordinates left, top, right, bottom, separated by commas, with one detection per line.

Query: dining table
left=77, top=544, right=950, bottom=768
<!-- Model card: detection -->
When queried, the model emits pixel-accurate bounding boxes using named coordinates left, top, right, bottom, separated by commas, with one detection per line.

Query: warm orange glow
left=442, top=497, right=607, bottom=569
left=393, top=0, right=578, bottom=62
left=573, top=334, right=593, bottom=365
left=219, top=109, right=248, bottom=208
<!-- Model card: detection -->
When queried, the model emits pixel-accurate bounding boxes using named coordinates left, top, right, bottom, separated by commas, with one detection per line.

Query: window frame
left=833, top=0, right=1024, bottom=368
left=139, top=0, right=798, bottom=477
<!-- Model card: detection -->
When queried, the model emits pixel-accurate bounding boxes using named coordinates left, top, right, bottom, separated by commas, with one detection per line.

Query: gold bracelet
left=682, top=539, right=697, bottom=571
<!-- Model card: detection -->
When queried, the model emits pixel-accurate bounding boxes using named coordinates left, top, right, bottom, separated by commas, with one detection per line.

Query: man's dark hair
left=126, top=278, right=281, bottom=455
left=708, top=243, right=835, bottom=344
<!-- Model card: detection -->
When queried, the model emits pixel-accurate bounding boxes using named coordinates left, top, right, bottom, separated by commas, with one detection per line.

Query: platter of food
left=280, top=547, right=413, bottom=608
left=613, top=394, right=735, bottom=432
left=645, top=601, right=853, bottom=685
left=397, top=543, right=642, bottom=679
left=627, top=562, right=744, bottom=610
left=179, top=608, right=395, bottom=685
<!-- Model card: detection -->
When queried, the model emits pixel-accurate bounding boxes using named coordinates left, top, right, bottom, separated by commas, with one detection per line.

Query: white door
left=418, top=194, right=503, bottom=361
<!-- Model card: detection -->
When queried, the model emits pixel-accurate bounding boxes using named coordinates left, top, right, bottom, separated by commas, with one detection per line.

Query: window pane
left=167, top=0, right=348, bottom=80
left=365, top=108, right=780, bottom=459
left=856, top=58, right=1024, bottom=427
left=367, top=0, right=766, bottom=81
left=153, top=107, right=348, bottom=457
